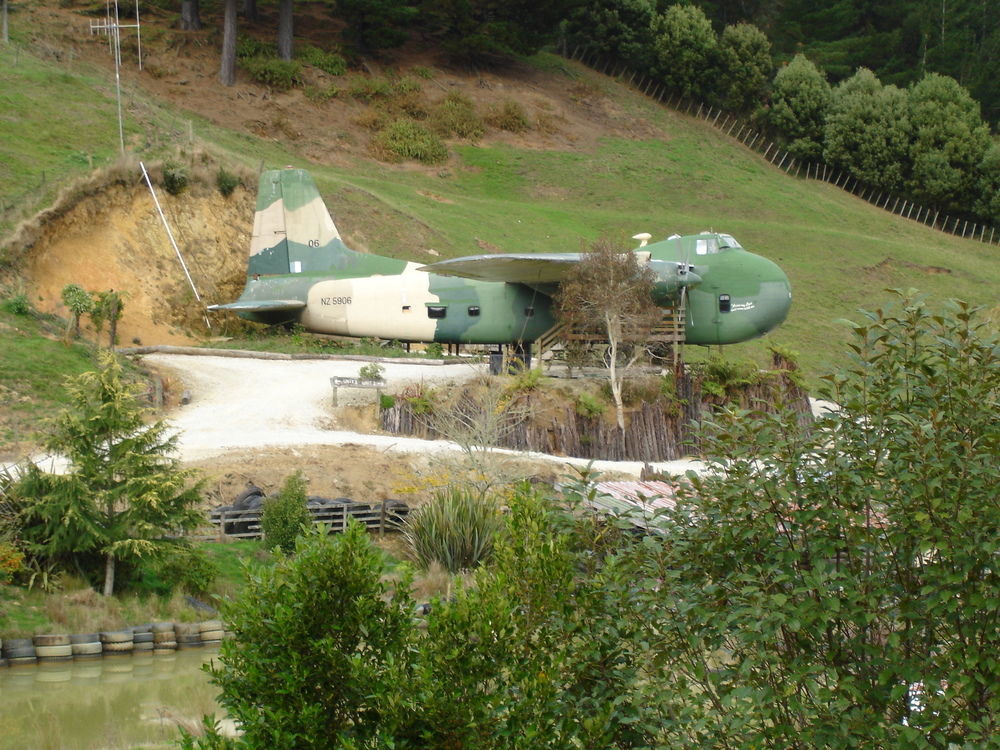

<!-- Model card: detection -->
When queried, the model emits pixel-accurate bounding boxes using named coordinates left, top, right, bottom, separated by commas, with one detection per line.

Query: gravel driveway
left=140, top=352, right=706, bottom=478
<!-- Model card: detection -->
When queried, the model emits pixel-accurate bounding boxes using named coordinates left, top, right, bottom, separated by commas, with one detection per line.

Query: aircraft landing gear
left=489, top=343, right=533, bottom=375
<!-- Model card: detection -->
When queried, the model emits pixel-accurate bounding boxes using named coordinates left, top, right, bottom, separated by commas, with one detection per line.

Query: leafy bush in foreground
left=186, top=293, right=1000, bottom=748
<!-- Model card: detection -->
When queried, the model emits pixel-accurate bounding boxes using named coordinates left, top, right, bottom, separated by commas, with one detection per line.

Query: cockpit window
left=718, top=234, right=741, bottom=250
left=695, top=237, right=718, bottom=255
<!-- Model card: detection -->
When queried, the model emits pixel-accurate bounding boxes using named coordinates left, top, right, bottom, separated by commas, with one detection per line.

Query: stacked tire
left=70, top=633, right=103, bottom=658
left=2, top=637, right=37, bottom=666
left=199, top=620, right=224, bottom=646
left=132, top=624, right=155, bottom=652
left=33, top=634, right=73, bottom=662
left=100, top=630, right=134, bottom=655
left=152, top=622, right=177, bottom=654
left=174, top=622, right=202, bottom=649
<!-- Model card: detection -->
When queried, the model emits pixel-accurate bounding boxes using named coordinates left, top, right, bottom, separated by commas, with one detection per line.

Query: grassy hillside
left=1, top=1, right=997, bottom=389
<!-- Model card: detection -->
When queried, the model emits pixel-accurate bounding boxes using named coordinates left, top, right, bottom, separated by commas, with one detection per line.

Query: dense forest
left=699, top=0, right=999, bottom=121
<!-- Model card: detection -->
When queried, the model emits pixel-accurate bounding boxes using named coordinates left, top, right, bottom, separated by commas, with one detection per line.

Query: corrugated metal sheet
left=585, top=480, right=682, bottom=532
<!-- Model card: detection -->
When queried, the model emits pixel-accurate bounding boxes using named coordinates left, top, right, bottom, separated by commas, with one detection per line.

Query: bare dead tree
left=421, top=373, right=534, bottom=496
left=555, top=237, right=660, bottom=433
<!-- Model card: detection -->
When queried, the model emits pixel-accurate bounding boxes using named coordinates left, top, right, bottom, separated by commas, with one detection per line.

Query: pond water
left=0, top=647, right=223, bottom=750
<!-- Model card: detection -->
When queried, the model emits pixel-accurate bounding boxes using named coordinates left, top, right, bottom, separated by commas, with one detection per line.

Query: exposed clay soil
left=24, top=177, right=255, bottom=346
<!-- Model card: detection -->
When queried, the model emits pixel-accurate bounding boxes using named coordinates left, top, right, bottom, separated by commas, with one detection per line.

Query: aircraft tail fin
left=249, top=168, right=356, bottom=276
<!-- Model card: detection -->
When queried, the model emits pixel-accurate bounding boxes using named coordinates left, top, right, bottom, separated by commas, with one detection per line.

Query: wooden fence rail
left=565, top=47, right=999, bottom=247
left=208, top=500, right=410, bottom=540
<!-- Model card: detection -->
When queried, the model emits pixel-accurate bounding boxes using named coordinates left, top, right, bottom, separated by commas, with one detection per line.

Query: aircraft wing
left=207, top=300, right=306, bottom=312
left=418, top=253, right=585, bottom=284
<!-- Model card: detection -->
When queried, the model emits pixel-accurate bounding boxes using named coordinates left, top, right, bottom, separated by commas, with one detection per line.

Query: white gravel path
left=139, top=353, right=707, bottom=479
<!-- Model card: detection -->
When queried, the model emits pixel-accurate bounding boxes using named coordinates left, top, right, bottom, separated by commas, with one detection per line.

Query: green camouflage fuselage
left=212, top=169, right=791, bottom=347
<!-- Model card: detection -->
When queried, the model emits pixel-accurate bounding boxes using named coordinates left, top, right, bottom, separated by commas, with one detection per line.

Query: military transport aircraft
left=209, top=168, right=791, bottom=354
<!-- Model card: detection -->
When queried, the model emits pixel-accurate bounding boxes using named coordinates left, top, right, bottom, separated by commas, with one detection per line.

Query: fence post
left=379, top=502, right=387, bottom=538
left=748, top=132, right=760, bottom=149
left=777, top=152, right=789, bottom=170
left=712, top=109, right=722, bottom=126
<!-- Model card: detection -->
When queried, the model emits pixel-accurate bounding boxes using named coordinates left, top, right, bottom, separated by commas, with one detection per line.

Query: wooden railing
left=208, top=500, right=410, bottom=540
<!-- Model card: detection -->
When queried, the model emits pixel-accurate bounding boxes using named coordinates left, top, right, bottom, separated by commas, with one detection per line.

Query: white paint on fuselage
left=302, top=263, right=440, bottom=340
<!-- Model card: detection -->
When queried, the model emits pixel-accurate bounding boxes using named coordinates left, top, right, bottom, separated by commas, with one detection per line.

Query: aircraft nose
left=753, top=259, right=792, bottom=336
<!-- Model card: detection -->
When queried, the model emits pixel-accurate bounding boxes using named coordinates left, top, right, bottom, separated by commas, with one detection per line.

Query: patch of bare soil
left=190, top=443, right=419, bottom=508
left=23, top=176, right=254, bottom=346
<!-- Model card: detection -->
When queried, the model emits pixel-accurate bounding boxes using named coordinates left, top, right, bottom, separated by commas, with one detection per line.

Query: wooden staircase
left=534, top=303, right=686, bottom=369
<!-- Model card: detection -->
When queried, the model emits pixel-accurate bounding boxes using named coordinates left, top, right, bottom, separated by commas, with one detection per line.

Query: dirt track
left=16, top=352, right=704, bottom=506
left=139, top=353, right=705, bottom=505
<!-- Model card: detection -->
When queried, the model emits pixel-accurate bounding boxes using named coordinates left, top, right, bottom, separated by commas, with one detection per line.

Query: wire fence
left=565, top=47, right=1000, bottom=247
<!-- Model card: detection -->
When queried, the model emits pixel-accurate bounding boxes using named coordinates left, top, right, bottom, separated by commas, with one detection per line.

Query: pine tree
left=16, top=352, right=202, bottom=595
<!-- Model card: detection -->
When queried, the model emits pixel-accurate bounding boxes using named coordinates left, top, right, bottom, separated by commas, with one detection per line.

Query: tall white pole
left=140, top=161, right=212, bottom=330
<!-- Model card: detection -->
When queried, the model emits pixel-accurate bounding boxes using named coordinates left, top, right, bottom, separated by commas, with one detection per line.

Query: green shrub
left=379, top=393, right=396, bottom=409
left=162, top=161, right=189, bottom=196
left=2, top=292, right=31, bottom=315
left=359, top=362, right=385, bottom=382
left=261, top=471, right=312, bottom=555
left=393, top=76, right=421, bottom=94
left=411, top=65, right=434, bottom=79
left=371, top=119, right=448, bottom=164
left=508, top=365, right=544, bottom=392
left=138, top=544, right=219, bottom=597
left=404, top=391, right=434, bottom=415
left=348, top=77, right=394, bottom=101
left=242, top=57, right=303, bottom=91
left=236, top=35, right=276, bottom=59
left=304, top=84, right=340, bottom=103
left=0, top=541, right=25, bottom=584
left=486, top=99, right=530, bottom=133
left=575, top=392, right=606, bottom=418
left=215, top=167, right=240, bottom=198
left=189, top=524, right=415, bottom=749
left=403, top=488, right=503, bottom=572
left=697, top=355, right=761, bottom=397
left=424, top=341, right=444, bottom=358
left=297, top=44, right=348, bottom=76
left=430, top=92, right=484, bottom=140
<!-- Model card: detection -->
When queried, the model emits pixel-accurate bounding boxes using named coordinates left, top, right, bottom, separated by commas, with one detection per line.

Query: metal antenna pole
left=140, top=161, right=212, bottom=330
left=90, top=0, right=142, bottom=154
left=112, top=0, right=124, bottom=153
